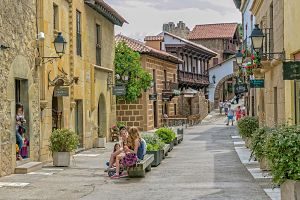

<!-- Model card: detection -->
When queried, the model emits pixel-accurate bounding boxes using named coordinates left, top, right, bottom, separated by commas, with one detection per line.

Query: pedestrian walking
left=236, top=95, right=240, bottom=104
left=226, top=104, right=234, bottom=126
left=224, top=100, right=229, bottom=115
left=219, top=100, right=223, bottom=114
left=235, top=106, right=242, bottom=121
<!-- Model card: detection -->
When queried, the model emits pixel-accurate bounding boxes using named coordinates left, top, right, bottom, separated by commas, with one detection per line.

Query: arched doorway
left=98, top=94, right=107, bottom=139
left=52, top=88, right=64, bottom=130
left=214, top=74, right=236, bottom=108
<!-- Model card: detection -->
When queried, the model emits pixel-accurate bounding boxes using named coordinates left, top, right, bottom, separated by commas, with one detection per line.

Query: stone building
left=0, top=1, right=40, bottom=176
left=115, top=35, right=182, bottom=131
left=248, top=0, right=285, bottom=127
left=162, top=21, right=190, bottom=39
left=37, top=0, right=126, bottom=161
left=145, top=32, right=217, bottom=119
left=188, top=23, right=241, bottom=67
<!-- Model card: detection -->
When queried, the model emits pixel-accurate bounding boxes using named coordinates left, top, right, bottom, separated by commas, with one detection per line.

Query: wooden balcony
left=224, top=43, right=237, bottom=54
left=178, top=70, right=209, bottom=88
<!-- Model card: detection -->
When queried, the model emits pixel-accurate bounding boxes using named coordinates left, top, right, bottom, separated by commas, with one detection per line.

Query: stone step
left=15, top=162, right=43, bottom=174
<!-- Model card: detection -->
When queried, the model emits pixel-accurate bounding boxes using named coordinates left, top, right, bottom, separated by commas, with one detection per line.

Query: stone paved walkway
left=0, top=116, right=270, bottom=200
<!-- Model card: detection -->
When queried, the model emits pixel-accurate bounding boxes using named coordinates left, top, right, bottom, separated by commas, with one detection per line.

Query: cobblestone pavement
left=0, top=116, right=270, bottom=200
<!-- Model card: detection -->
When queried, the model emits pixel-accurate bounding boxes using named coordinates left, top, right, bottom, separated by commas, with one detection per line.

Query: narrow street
left=0, top=115, right=270, bottom=200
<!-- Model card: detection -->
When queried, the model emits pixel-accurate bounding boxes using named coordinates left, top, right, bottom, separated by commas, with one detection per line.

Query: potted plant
left=49, top=129, right=79, bottom=167
left=237, top=116, right=259, bottom=148
left=96, top=125, right=106, bottom=148
left=155, top=127, right=176, bottom=152
left=265, top=125, right=300, bottom=200
left=143, top=133, right=165, bottom=167
left=249, top=127, right=271, bottom=171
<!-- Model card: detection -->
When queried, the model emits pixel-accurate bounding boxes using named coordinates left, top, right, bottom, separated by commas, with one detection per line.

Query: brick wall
left=116, top=55, right=178, bottom=131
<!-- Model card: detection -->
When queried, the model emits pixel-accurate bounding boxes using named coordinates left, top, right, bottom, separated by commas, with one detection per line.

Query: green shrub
left=237, top=116, right=259, bottom=138
left=142, top=133, right=165, bottom=151
left=49, top=129, right=79, bottom=152
left=266, top=125, right=300, bottom=184
left=250, top=127, right=271, bottom=161
left=155, top=127, right=176, bottom=144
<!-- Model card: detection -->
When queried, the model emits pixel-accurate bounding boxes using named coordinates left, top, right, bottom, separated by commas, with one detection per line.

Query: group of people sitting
left=105, top=126, right=146, bottom=179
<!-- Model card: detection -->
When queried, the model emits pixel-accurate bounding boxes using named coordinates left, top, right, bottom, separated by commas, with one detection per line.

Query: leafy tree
left=114, top=42, right=152, bottom=102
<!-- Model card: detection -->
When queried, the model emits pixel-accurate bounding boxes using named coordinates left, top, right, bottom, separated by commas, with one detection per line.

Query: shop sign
left=234, top=83, right=248, bottom=94
left=162, top=93, right=171, bottom=101
left=113, top=85, right=126, bottom=96
left=283, top=62, right=300, bottom=80
left=250, top=79, right=264, bottom=88
left=149, top=93, right=157, bottom=101
left=54, top=87, right=69, bottom=97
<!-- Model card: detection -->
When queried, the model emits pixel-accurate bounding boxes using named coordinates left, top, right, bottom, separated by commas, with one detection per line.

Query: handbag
left=122, top=153, right=138, bottom=167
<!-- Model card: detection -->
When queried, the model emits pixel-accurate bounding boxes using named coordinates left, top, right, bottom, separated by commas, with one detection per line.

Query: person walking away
left=219, top=100, right=223, bottom=114
left=226, top=105, right=235, bottom=126
left=224, top=100, right=229, bottom=116
left=236, top=106, right=242, bottom=121
left=236, top=95, right=240, bottom=104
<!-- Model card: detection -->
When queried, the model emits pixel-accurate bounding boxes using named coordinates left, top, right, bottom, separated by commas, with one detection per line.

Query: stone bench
left=128, top=154, right=154, bottom=178
left=15, top=162, right=43, bottom=174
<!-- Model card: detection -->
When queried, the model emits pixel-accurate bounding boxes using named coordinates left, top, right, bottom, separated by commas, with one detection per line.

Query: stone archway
left=98, top=94, right=107, bottom=139
left=214, top=74, right=236, bottom=107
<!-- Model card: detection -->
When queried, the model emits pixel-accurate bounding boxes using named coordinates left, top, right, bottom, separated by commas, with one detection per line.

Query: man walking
left=226, top=104, right=235, bottom=126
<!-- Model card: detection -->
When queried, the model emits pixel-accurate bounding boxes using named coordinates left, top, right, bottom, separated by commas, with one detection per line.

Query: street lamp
left=212, top=75, right=216, bottom=84
left=249, top=24, right=264, bottom=52
left=53, top=32, right=67, bottom=57
left=41, top=32, right=67, bottom=64
left=235, top=49, right=243, bottom=65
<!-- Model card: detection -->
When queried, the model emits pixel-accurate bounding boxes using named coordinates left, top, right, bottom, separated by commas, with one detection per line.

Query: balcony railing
left=178, top=71, right=209, bottom=85
left=224, top=42, right=237, bottom=54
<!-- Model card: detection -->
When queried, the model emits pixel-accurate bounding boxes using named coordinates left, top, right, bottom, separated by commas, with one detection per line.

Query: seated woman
left=111, top=127, right=143, bottom=179
left=105, top=127, right=128, bottom=172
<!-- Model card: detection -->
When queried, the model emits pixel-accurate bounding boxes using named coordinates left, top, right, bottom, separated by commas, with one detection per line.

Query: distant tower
left=162, top=21, right=190, bottom=38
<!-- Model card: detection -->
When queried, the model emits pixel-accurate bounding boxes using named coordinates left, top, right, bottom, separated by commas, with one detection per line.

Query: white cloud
left=107, top=0, right=242, bottom=40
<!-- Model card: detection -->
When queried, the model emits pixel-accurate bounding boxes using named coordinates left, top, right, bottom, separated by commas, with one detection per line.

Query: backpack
left=137, top=138, right=147, bottom=160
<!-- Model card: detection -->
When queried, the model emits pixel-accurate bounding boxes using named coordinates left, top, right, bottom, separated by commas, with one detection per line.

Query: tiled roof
left=115, top=34, right=183, bottom=64
left=188, top=23, right=238, bottom=40
left=85, top=0, right=128, bottom=26
left=144, top=36, right=164, bottom=41
left=161, top=32, right=217, bottom=56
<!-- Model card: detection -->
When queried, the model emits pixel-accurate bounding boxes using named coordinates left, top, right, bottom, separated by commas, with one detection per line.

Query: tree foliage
left=114, top=42, right=152, bottom=102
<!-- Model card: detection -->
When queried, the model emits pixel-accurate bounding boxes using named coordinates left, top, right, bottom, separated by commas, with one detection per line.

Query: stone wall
left=162, top=21, right=190, bottom=39
left=178, top=93, right=208, bottom=119
left=0, top=0, right=40, bottom=176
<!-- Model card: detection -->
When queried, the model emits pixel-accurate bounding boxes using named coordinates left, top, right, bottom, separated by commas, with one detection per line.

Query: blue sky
left=106, top=0, right=242, bottom=40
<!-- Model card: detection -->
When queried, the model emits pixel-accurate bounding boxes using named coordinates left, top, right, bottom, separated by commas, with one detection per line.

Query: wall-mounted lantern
left=235, top=49, right=244, bottom=66
left=41, top=32, right=67, bottom=64
left=212, top=75, right=216, bottom=84
left=249, top=24, right=265, bottom=52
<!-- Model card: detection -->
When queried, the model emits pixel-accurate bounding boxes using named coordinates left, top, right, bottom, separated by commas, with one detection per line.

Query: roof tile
left=188, top=23, right=238, bottom=40
left=115, top=34, right=183, bottom=64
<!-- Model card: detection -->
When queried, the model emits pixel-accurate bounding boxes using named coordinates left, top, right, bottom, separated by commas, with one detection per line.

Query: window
left=153, top=69, right=156, bottom=93
left=53, top=4, right=59, bottom=30
left=174, top=104, right=177, bottom=116
left=96, top=24, right=101, bottom=65
left=164, top=70, right=167, bottom=89
left=213, top=58, right=218, bottom=66
left=173, top=74, right=176, bottom=83
left=76, top=10, right=82, bottom=56
left=15, top=80, right=21, bottom=103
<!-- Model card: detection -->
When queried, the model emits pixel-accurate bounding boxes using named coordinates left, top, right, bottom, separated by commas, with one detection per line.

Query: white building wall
left=208, top=58, right=235, bottom=102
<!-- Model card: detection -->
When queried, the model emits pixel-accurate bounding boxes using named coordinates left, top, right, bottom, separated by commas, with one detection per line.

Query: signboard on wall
left=149, top=93, right=157, bottom=101
left=283, top=62, right=300, bottom=80
left=250, top=79, right=264, bottom=88
left=113, top=85, right=126, bottom=96
left=54, top=87, right=69, bottom=97
left=234, top=83, right=248, bottom=94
